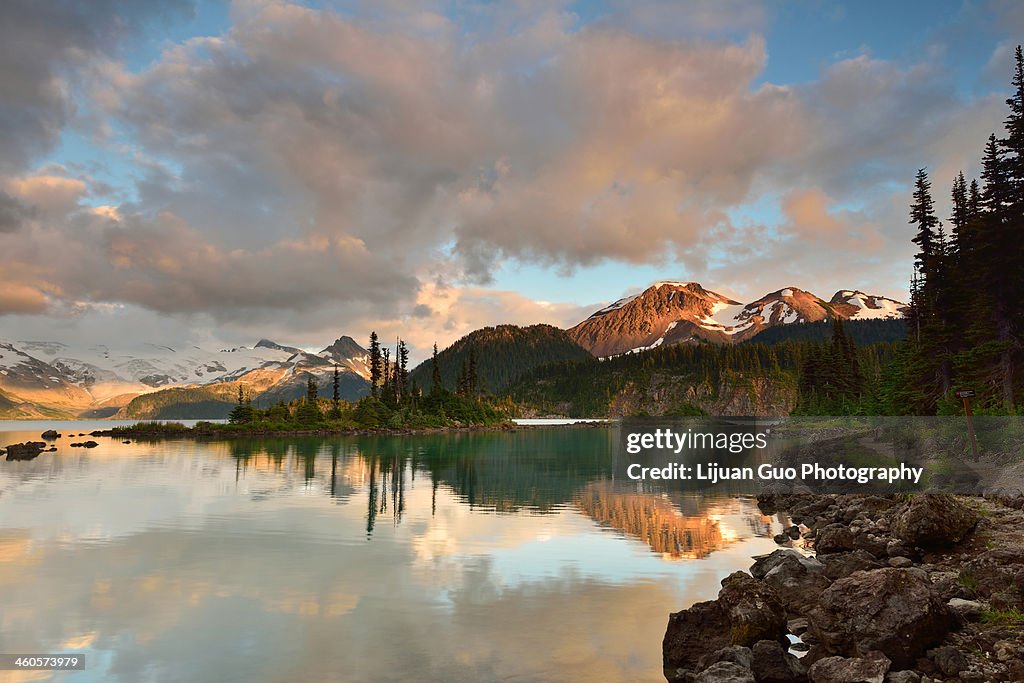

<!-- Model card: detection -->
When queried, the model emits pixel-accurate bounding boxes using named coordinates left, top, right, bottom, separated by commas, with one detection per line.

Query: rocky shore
left=663, top=492, right=1024, bottom=682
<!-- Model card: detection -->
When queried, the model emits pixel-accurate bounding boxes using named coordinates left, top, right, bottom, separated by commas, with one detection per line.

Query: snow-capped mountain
left=568, top=282, right=907, bottom=357
left=828, top=290, right=907, bottom=320
left=0, top=335, right=371, bottom=418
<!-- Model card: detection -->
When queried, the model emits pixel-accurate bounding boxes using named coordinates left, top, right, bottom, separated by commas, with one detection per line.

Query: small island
left=97, top=348, right=510, bottom=439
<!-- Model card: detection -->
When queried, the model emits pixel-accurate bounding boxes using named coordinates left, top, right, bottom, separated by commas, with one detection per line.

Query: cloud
left=0, top=0, right=1012, bottom=347
left=0, top=0, right=194, bottom=174
left=0, top=190, right=35, bottom=233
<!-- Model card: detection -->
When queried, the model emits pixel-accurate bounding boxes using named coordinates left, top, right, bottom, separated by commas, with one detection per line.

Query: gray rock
left=888, top=557, right=913, bottom=568
left=751, top=639, right=807, bottom=683
left=664, top=601, right=733, bottom=676
left=893, top=495, right=978, bottom=549
left=718, top=571, right=787, bottom=647
left=698, top=646, right=753, bottom=671
left=928, top=645, right=966, bottom=676
left=946, top=598, right=986, bottom=621
left=884, top=671, right=920, bottom=683
left=787, top=618, right=809, bottom=636
left=808, top=655, right=890, bottom=683
left=695, top=661, right=756, bottom=683
left=819, top=550, right=885, bottom=581
left=815, top=524, right=857, bottom=554
left=665, top=573, right=787, bottom=677
left=750, top=550, right=831, bottom=615
left=808, top=568, right=949, bottom=668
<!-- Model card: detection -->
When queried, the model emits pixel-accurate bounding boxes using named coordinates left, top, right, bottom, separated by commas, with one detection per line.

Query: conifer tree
left=431, top=343, right=442, bottom=394
left=369, top=331, right=381, bottom=398
left=397, top=340, right=409, bottom=399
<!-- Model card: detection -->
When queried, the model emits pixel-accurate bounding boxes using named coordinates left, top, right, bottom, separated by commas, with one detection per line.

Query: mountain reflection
left=213, top=429, right=774, bottom=558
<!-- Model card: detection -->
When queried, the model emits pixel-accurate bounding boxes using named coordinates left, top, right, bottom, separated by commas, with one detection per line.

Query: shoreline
left=83, top=419, right=610, bottom=441
left=663, top=491, right=1024, bottom=682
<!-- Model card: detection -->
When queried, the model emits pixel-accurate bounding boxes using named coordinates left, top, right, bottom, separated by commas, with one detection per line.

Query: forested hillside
left=408, top=324, right=592, bottom=394
left=746, top=318, right=907, bottom=346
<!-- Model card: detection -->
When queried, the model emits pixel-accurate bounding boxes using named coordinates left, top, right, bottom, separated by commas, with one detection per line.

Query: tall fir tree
left=369, top=331, right=381, bottom=399
left=431, top=343, right=442, bottom=394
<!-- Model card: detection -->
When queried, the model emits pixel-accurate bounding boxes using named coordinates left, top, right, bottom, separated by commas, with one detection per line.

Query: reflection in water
left=576, top=482, right=771, bottom=559
left=0, top=423, right=785, bottom=683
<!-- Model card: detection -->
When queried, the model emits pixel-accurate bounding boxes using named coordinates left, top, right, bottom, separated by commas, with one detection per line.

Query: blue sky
left=1, top=0, right=1020, bottom=353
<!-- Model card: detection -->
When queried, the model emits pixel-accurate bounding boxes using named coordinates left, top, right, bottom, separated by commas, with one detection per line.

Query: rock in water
left=893, top=494, right=978, bottom=548
left=5, top=441, right=47, bottom=461
left=808, top=568, right=948, bottom=668
left=664, top=572, right=786, bottom=680
left=40, top=430, right=60, bottom=439
left=807, top=655, right=889, bottom=683
left=664, top=601, right=732, bottom=680
left=717, top=571, right=787, bottom=647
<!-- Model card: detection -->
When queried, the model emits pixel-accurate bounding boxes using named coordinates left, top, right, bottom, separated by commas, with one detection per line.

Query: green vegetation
left=509, top=341, right=806, bottom=416
left=979, top=608, right=1024, bottom=627
left=886, top=47, right=1024, bottom=415
left=114, top=332, right=507, bottom=436
left=746, top=318, right=907, bottom=346
left=408, top=324, right=592, bottom=395
left=121, top=385, right=237, bottom=419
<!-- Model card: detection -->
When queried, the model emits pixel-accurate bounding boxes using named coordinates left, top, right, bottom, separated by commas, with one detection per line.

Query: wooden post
left=955, top=390, right=979, bottom=463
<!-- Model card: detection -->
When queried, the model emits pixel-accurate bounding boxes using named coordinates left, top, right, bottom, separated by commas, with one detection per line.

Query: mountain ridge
left=567, top=281, right=907, bottom=357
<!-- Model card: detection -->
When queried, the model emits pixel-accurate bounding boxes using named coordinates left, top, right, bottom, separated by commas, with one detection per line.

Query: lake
left=0, top=421, right=787, bottom=683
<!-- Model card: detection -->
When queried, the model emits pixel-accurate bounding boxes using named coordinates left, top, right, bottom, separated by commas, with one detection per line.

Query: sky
left=0, top=0, right=1021, bottom=361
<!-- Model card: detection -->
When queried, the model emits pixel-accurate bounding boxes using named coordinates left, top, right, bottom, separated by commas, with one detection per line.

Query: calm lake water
left=0, top=421, right=786, bottom=683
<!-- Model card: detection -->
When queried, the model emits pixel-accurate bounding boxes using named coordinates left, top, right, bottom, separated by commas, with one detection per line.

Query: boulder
left=819, top=550, right=884, bottom=581
left=808, top=568, right=949, bottom=668
left=893, top=495, right=978, bottom=548
left=884, top=672, right=920, bottom=683
left=717, top=571, right=787, bottom=647
left=814, top=524, right=856, bottom=554
left=40, top=430, right=60, bottom=440
left=664, top=601, right=732, bottom=678
left=698, top=646, right=753, bottom=671
left=751, top=639, right=807, bottom=683
left=946, top=598, right=986, bottom=622
left=750, top=550, right=831, bottom=615
left=927, top=645, right=966, bottom=677
left=808, top=656, right=889, bottom=683
left=4, top=441, right=46, bottom=461
left=665, top=574, right=787, bottom=678
left=694, top=661, right=756, bottom=683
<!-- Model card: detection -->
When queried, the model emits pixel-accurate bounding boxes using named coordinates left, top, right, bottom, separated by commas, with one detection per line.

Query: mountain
left=567, top=282, right=907, bottom=357
left=0, top=335, right=372, bottom=419
left=827, top=290, right=908, bottom=320
left=408, top=324, right=592, bottom=394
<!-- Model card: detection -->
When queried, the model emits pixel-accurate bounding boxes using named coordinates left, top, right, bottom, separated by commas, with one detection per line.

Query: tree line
left=893, top=46, right=1024, bottom=415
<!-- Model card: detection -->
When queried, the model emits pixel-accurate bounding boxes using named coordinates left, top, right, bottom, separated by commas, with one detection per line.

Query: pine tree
left=910, top=168, right=940, bottom=287
left=369, top=331, right=381, bottom=398
left=431, top=343, right=442, bottom=394
left=397, top=340, right=409, bottom=400
left=329, top=364, right=342, bottom=419
left=382, top=347, right=392, bottom=404
left=950, top=171, right=969, bottom=256
left=978, top=134, right=1017, bottom=408
left=1004, top=45, right=1024, bottom=206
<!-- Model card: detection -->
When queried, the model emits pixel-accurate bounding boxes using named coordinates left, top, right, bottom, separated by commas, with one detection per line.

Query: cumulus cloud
left=0, top=0, right=1014, bottom=348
